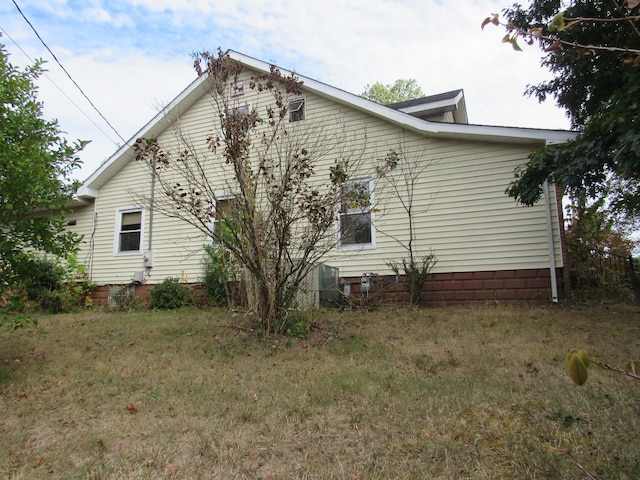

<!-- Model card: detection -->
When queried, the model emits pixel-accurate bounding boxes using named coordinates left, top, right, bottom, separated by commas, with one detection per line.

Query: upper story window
left=289, top=98, right=305, bottom=122
left=338, top=179, right=375, bottom=249
left=115, top=207, right=144, bottom=255
left=231, top=80, right=244, bottom=96
left=227, top=103, right=251, bottom=117
left=226, top=104, right=252, bottom=134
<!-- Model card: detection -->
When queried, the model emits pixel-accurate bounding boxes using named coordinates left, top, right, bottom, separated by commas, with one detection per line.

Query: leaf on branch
left=566, top=349, right=590, bottom=385
left=564, top=20, right=582, bottom=30
left=549, top=12, right=565, bottom=32
left=501, top=34, right=523, bottom=51
left=481, top=14, right=499, bottom=30
left=529, top=27, right=543, bottom=39
left=510, top=38, right=523, bottom=51
left=544, top=40, right=564, bottom=53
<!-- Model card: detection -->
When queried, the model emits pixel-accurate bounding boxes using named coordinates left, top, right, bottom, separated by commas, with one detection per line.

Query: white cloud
left=2, top=0, right=572, bottom=182
left=82, top=7, right=134, bottom=27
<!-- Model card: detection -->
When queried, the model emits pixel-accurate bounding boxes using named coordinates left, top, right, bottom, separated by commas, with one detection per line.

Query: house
left=67, top=50, right=576, bottom=306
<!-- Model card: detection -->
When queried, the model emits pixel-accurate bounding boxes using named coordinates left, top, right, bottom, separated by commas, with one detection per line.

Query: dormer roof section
left=388, top=90, right=468, bottom=124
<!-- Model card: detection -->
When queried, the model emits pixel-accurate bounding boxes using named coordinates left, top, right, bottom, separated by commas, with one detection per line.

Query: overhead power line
left=0, top=26, right=121, bottom=147
left=11, top=0, right=128, bottom=145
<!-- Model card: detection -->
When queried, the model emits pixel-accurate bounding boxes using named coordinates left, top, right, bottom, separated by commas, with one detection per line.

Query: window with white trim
left=115, top=208, right=144, bottom=254
left=228, top=103, right=250, bottom=116
left=208, top=194, right=240, bottom=246
left=231, top=80, right=244, bottom=96
left=289, top=97, right=305, bottom=122
left=212, top=195, right=235, bottom=233
left=339, top=179, right=375, bottom=249
left=227, top=103, right=252, bottom=134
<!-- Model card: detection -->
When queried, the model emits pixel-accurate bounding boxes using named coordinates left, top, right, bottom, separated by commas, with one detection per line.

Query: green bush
left=22, top=256, right=66, bottom=302
left=5, top=254, right=93, bottom=314
left=150, top=277, right=193, bottom=310
left=202, top=240, right=235, bottom=307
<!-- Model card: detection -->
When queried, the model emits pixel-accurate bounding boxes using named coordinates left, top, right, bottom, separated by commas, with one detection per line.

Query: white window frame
left=337, top=178, right=376, bottom=251
left=228, top=102, right=251, bottom=116
left=209, top=193, right=237, bottom=242
left=231, top=79, right=244, bottom=96
left=114, top=206, right=145, bottom=256
left=288, top=97, right=305, bottom=122
left=226, top=103, right=253, bottom=135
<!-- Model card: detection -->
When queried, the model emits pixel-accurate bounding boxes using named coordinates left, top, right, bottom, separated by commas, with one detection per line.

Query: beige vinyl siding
left=88, top=157, right=207, bottom=285
left=323, top=134, right=562, bottom=276
left=62, top=203, right=96, bottom=269
left=83, top=67, right=563, bottom=285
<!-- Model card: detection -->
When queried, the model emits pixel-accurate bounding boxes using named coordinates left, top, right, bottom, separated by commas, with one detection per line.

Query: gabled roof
left=76, top=50, right=577, bottom=200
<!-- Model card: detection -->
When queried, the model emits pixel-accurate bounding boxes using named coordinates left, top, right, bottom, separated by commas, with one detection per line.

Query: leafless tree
left=377, top=148, right=437, bottom=305
left=134, top=50, right=385, bottom=334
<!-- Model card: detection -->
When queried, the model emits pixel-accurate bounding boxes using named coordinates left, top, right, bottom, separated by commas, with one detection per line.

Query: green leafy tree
left=483, top=1, right=640, bottom=219
left=361, top=78, right=425, bottom=105
left=564, top=196, right=635, bottom=257
left=0, top=42, right=85, bottom=290
left=564, top=196, right=637, bottom=291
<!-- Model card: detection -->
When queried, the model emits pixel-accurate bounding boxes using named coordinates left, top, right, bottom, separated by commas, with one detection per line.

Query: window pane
left=342, top=181, right=370, bottom=213
left=214, top=198, right=233, bottom=220
left=340, top=213, right=372, bottom=245
left=289, top=98, right=305, bottom=122
left=120, top=231, right=141, bottom=252
left=122, top=211, right=141, bottom=227
left=119, top=210, right=142, bottom=252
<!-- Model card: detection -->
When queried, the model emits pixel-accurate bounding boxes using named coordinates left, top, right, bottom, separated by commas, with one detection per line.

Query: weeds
left=0, top=304, right=639, bottom=479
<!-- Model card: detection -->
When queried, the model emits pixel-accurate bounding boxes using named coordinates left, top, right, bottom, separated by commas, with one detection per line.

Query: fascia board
left=228, top=51, right=576, bottom=146
left=75, top=186, right=98, bottom=200
left=396, top=90, right=464, bottom=115
left=80, top=74, right=209, bottom=193
left=79, top=50, right=577, bottom=198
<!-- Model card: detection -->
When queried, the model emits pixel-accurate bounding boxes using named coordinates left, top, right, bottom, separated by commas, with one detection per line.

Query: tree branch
left=593, top=360, right=640, bottom=380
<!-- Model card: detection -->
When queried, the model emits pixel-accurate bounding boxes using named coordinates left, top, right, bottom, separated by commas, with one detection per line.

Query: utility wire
left=11, top=0, right=128, bottom=145
left=0, top=25, right=121, bottom=147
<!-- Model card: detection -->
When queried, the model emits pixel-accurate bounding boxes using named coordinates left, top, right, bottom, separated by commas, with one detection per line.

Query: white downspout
left=543, top=180, right=559, bottom=303
left=87, top=198, right=98, bottom=281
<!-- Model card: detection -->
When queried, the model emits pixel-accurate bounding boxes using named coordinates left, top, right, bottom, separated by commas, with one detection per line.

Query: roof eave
left=78, top=50, right=576, bottom=195
left=81, top=73, right=209, bottom=193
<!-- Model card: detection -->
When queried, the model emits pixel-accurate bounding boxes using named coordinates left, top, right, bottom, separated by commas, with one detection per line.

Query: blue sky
left=1, top=0, right=571, bottom=181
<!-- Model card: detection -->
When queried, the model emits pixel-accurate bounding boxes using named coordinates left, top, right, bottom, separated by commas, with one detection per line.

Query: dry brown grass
left=1, top=303, right=639, bottom=479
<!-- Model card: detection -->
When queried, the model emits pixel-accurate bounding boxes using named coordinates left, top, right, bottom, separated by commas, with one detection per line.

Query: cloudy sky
left=1, top=0, right=571, bottom=181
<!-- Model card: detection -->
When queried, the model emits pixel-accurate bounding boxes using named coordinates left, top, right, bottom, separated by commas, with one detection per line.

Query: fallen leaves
left=124, top=403, right=138, bottom=414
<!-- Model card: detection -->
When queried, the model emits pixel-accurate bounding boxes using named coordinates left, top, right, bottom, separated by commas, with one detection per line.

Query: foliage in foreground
left=0, top=42, right=84, bottom=289
left=0, top=305, right=638, bottom=479
left=485, top=1, right=640, bottom=220
left=134, top=49, right=393, bottom=333
left=1, top=254, right=93, bottom=330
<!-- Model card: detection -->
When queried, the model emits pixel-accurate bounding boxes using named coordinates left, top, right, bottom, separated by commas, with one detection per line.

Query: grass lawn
left=1, top=303, right=639, bottom=479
